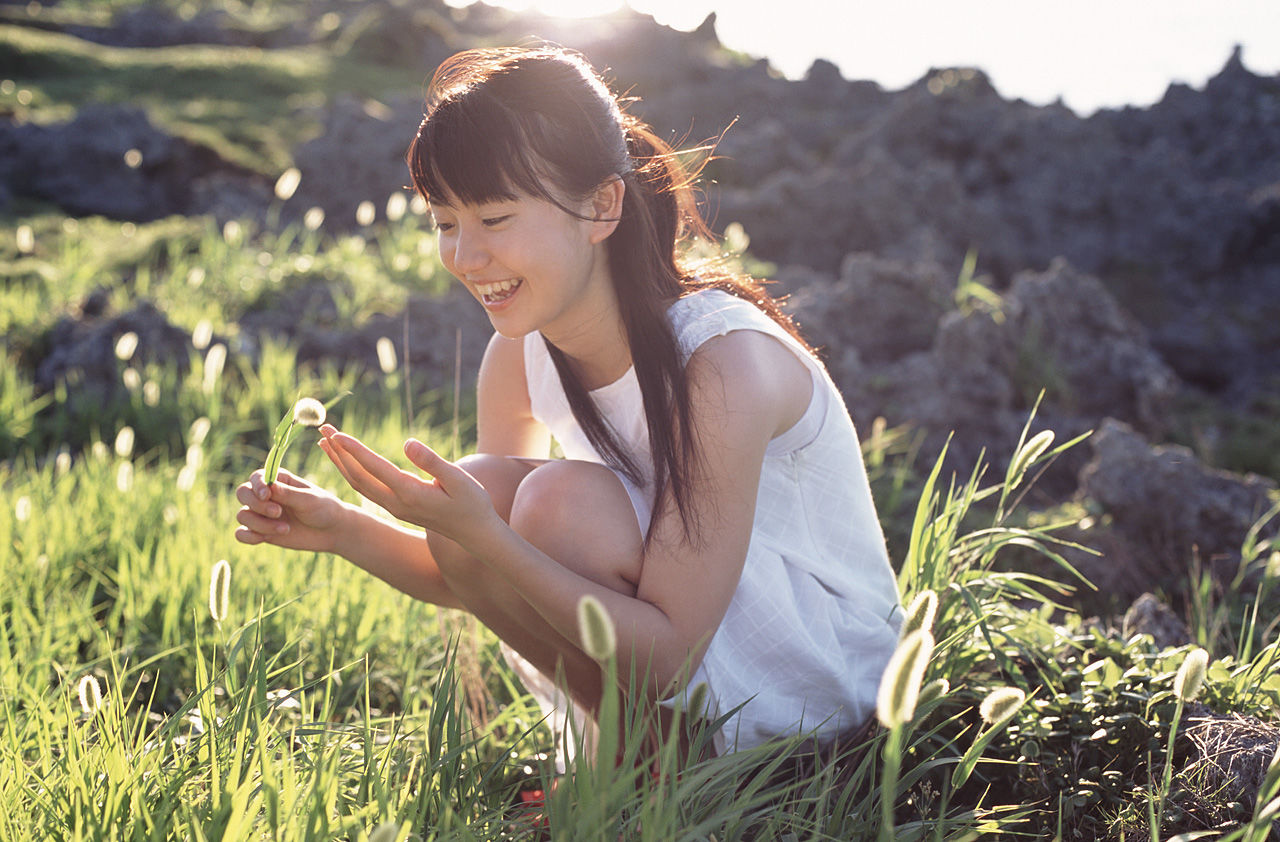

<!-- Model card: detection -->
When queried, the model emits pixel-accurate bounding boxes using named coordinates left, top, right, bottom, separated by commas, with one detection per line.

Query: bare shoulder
left=477, top=332, right=547, bottom=455
left=480, top=331, right=526, bottom=372
left=685, top=329, right=813, bottom=439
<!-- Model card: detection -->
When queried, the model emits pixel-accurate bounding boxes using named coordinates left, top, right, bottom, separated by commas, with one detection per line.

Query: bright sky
left=445, top=0, right=1280, bottom=115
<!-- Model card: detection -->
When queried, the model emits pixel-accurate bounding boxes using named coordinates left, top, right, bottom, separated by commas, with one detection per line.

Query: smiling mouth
left=475, top=278, right=523, bottom=304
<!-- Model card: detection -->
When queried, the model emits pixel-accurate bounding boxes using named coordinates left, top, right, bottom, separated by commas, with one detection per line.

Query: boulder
left=1075, top=419, right=1277, bottom=595
left=791, top=258, right=1178, bottom=489
left=0, top=105, right=258, bottom=221
left=31, top=297, right=194, bottom=407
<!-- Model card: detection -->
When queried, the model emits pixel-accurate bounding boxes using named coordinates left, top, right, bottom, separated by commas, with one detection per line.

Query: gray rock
left=1077, top=419, right=1278, bottom=591
left=32, top=299, right=194, bottom=405
left=282, top=94, right=426, bottom=231
left=1, top=105, right=257, bottom=221
left=793, top=258, right=1178, bottom=488
left=1121, top=593, right=1192, bottom=650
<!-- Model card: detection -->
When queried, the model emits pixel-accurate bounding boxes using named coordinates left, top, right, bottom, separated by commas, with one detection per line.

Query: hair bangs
left=409, top=95, right=554, bottom=209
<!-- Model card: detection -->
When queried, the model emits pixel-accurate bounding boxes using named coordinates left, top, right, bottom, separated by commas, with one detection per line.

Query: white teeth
left=477, top=279, right=521, bottom=299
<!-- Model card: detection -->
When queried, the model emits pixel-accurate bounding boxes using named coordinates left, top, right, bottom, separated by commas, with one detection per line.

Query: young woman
left=235, top=46, right=902, bottom=758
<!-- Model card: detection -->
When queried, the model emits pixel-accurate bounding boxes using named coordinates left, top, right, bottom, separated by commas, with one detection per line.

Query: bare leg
left=429, top=454, right=645, bottom=712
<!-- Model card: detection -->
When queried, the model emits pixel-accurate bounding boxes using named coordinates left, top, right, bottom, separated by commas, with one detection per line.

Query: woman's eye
left=434, top=221, right=455, bottom=233
left=482, top=215, right=510, bottom=227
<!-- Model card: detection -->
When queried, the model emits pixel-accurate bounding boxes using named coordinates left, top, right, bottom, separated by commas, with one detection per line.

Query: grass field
left=3, top=208, right=1279, bottom=840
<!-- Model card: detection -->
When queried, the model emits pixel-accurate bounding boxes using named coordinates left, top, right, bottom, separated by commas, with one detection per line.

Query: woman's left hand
left=317, top=425, right=498, bottom=546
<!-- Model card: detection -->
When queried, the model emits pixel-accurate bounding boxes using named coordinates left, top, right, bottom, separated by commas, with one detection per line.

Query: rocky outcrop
left=1072, top=419, right=1277, bottom=597
left=788, top=257, right=1180, bottom=486
left=0, top=105, right=263, bottom=221
left=236, top=280, right=491, bottom=383
left=29, top=297, right=194, bottom=407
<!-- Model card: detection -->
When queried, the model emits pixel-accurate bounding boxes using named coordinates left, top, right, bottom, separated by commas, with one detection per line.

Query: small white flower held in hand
left=292, top=397, right=326, bottom=427
left=264, top=395, right=340, bottom=484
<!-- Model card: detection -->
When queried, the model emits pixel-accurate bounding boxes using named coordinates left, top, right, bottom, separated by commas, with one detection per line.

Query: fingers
left=236, top=479, right=283, bottom=518
left=403, top=438, right=447, bottom=476
left=234, top=526, right=267, bottom=545
left=319, top=428, right=398, bottom=500
left=235, top=506, right=288, bottom=538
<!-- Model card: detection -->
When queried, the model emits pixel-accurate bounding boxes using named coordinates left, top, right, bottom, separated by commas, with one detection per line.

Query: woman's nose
left=450, top=229, right=489, bottom=275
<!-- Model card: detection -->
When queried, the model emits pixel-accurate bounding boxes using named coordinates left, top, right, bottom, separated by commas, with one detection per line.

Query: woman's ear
left=587, top=176, right=625, bottom=244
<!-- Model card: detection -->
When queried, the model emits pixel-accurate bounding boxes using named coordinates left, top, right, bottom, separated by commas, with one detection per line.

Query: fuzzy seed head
left=15, top=495, right=31, bottom=523
left=979, top=686, right=1026, bottom=725
left=115, top=461, right=134, bottom=493
left=77, top=674, right=104, bottom=715
left=176, top=463, right=198, bottom=493
left=355, top=200, right=376, bottom=227
left=367, top=822, right=401, bottom=842
left=385, top=191, right=408, bottom=223
left=876, top=629, right=935, bottom=729
left=189, top=417, right=211, bottom=446
left=918, top=677, right=950, bottom=706
left=1174, top=647, right=1209, bottom=702
left=114, top=331, right=138, bottom=361
left=274, top=167, right=301, bottom=201
left=16, top=224, right=34, bottom=254
left=685, top=681, right=711, bottom=719
left=115, top=426, right=135, bottom=459
left=202, top=343, right=227, bottom=395
left=901, top=590, right=939, bottom=638
left=192, top=319, right=213, bottom=351
left=1010, top=429, right=1055, bottom=483
left=292, top=397, right=326, bottom=427
left=376, top=337, right=397, bottom=375
left=576, top=594, right=617, bottom=661
left=209, top=559, right=231, bottom=625
left=304, top=206, right=325, bottom=231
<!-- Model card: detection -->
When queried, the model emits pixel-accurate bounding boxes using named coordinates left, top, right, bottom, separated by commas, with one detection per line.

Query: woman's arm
left=474, top=331, right=551, bottom=457
left=237, top=330, right=548, bottom=607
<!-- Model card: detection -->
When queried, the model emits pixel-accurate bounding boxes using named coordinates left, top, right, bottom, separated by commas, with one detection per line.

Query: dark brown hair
left=407, top=46, right=810, bottom=543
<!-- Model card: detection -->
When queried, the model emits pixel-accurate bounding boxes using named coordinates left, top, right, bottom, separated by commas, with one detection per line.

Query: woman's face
left=429, top=188, right=617, bottom=344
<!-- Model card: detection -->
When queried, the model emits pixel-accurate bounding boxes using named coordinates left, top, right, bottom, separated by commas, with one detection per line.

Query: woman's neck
left=543, top=313, right=632, bottom=391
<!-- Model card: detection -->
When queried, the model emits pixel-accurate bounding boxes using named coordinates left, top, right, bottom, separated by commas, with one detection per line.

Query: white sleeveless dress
left=514, top=288, right=902, bottom=756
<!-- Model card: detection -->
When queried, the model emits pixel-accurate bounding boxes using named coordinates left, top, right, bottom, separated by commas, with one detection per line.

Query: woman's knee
left=455, top=452, right=540, bottom=520
left=431, top=453, right=538, bottom=577
left=509, top=460, right=643, bottom=592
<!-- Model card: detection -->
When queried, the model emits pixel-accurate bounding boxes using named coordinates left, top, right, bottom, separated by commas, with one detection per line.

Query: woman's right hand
left=234, top=468, right=351, bottom=554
